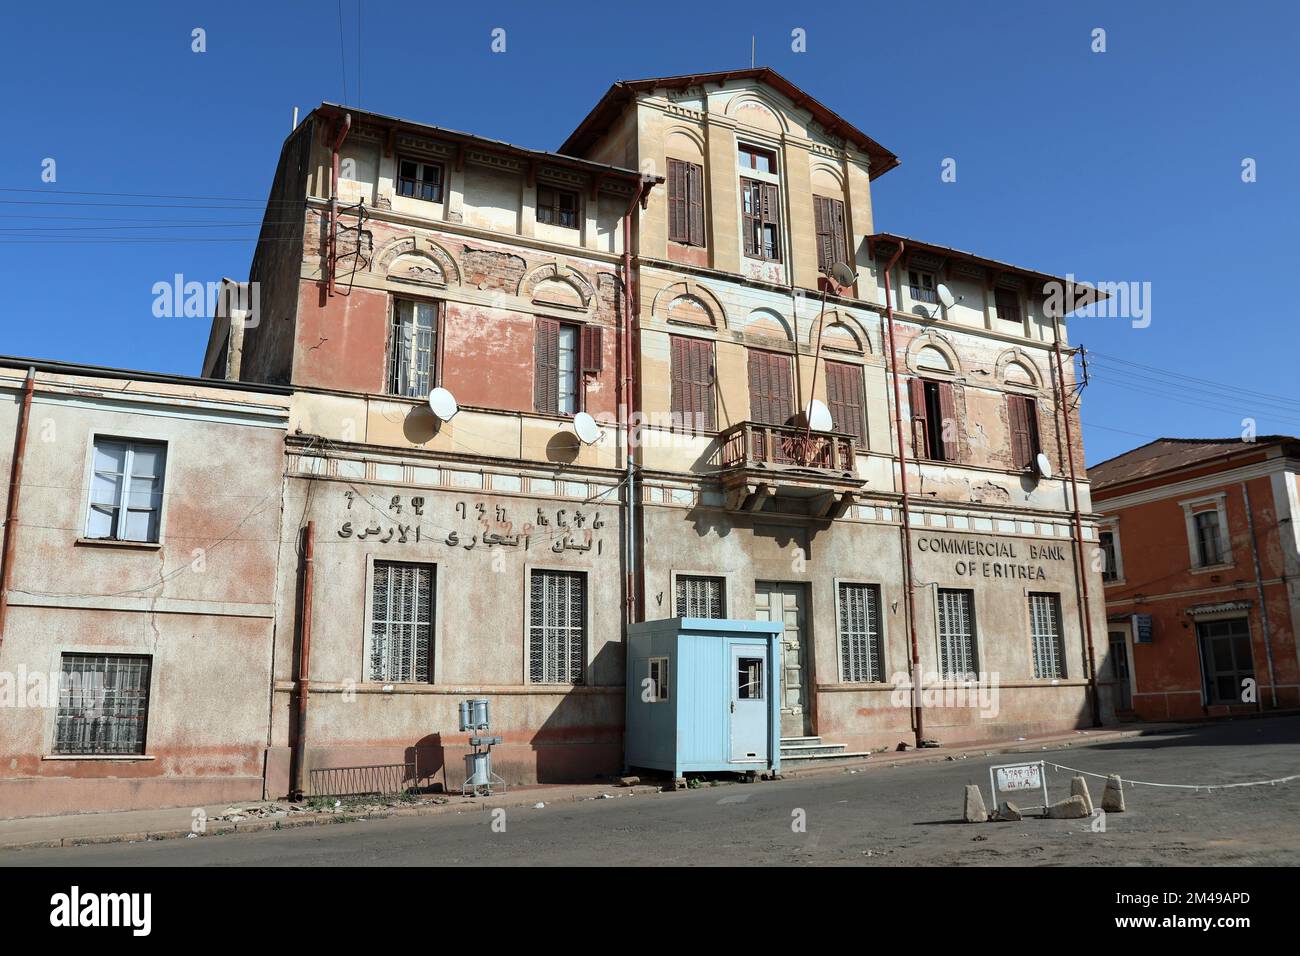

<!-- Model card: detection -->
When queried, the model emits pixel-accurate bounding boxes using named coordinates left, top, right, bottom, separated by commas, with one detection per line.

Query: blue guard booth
left=625, top=617, right=784, bottom=778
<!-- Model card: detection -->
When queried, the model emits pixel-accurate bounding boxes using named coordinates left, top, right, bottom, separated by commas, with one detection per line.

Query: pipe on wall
left=1050, top=328, right=1102, bottom=727
left=878, top=242, right=925, bottom=747
left=0, top=368, right=35, bottom=658
left=289, top=520, right=316, bottom=800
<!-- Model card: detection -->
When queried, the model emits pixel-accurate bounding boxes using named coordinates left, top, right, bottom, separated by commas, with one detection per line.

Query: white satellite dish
left=829, top=261, right=857, bottom=290
left=1035, top=452, right=1053, bottom=479
left=573, top=411, right=602, bottom=445
left=805, top=399, right=834, bottom=432
left=427, top=387, right=459, bottom=422
left=936, top=283, right=959, bottom=310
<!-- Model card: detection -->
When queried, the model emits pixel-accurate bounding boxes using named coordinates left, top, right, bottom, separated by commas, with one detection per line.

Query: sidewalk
left=0, top=722, right=1177, bottom=852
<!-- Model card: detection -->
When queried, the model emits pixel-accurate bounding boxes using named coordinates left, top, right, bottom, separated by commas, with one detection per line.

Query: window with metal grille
left=529, top=570, right=586, bottom=684
left=995, top=287, right=1022, bottom=323
left=54, top=653, right=151, bottom=755
left=1194, top=510, right=1225, bottom=566
left=537, top=185, right=579, bottom=229
left=937, top=588, right=978, bottom=680
left=85, top=438, right=166, bottom=543
left=670, top=335, right=716, bottom=432
left=370, top=562, right=434, bottom=683
left=676, top=574, right=724, bottom=618
left=667, top=158, right=705, bottom=246
left=389, top=299, right=438, bottom=398
left=838, top=583, right=884, bottom=683
left=1028, top=592, right=1066, bottom=679
left=396, top=157, right=444, bottom=203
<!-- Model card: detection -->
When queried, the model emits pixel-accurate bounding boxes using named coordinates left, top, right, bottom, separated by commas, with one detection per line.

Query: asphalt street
left=5, top=717, right=1298, bottom=866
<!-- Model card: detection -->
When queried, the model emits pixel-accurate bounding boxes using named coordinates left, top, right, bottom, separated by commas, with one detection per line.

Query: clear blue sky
left=2, top=1, right=1296, bottom=463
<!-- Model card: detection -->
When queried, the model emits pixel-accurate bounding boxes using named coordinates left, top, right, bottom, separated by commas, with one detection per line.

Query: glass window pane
left=129, top=444, right=165, bottom=478
left=126, top=476, right=159, bottom=510
left=123, top=508, right=157, bottom=543
left=93, top=440, right=127, bottom=473
left=86, top=505, right=115, bottom=538
left=90, top=471, right=122, bottom=507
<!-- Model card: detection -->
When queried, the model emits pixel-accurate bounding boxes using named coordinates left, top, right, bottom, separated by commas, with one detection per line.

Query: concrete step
left=780, top=742, right=847, bottom=757
left=780, top=736, right=822, bottom=746
left=781, top=750, right=874, bottom=766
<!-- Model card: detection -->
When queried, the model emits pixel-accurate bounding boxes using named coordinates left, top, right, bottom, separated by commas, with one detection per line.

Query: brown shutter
left=825, top=361, right=864, bottom=442
left=671, top=335, right=715, bottom=432
left=687, top=162, right=705, bottom=247
left=581, top=324, right=603, bottom=375
left=813, top=197, right=832, bottom=273
left=534, top=317, right=559, bottom=414
left=764, top=183, right=782, bottom=260
left=667, top=159, right=687, bottom=243
left=938, top=381, right=960, bottom=462
left=830, top=198, right=848, bottom=268
left=749, top=350, right=792, bottom=425
left=1007, top=395, right=1030, bottom=469
left=908, top=378, right=929, bottom=459
left=741, top=179, right=758, bottom=257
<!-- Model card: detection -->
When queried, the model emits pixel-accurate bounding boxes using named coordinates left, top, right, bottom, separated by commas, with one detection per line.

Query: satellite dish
left=805, top=399, right=834, bottom=432
left=936, top=283, right=959, bottom=310
left=829, top=261, right=857, bottom=290
left=573, top=412, right=602, bottom=445
left=427, top=387, right=459, bottom=422
left=1035, top=452, right=1053, bottom=479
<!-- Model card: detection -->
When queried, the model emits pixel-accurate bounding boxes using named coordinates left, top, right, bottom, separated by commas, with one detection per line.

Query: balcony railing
left=719, top=421, right=856, bottom=473
left=910, top=284, right=938, bottom=304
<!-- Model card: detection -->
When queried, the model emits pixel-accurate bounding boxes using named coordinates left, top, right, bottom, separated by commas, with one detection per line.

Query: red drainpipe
left=289, top=520, right=316, bottom=800
left=879, top=243, right=924, bottom=747
left=327, top=112, right=352, bottom=297
left=1051, top=332, right=1102, bottom=727
left=0, top=368, right=35, bottom=658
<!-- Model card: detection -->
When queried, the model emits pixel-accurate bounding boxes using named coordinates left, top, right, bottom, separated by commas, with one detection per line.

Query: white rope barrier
left=1042, top=761, right=1300, bottom=792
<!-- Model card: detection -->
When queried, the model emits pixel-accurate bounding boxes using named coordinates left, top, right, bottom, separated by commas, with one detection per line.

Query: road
left=5, top=717, right=1299, bottom=866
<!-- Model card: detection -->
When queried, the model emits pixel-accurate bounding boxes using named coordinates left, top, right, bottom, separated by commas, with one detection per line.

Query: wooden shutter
left=741, top=179, right=759, bottom=257
left=534, top=317, right=559, bottom=414
left=667, top=159, right=688, bottom=243
left=829, top=198, right=848, bottom=268
left=825, top=361, right=864, bottom=442
left=763, top=183, right=782, bottom=260
left=908, top=378, right=929, bottom=459
left=581, top=324, right=603, bottom=375
left=671, top=336, right=715, bottom=431
left=687, top=162, right=705, bottom=246
left=938, top=381, right=959, bottom=462
left=1007, top=394, right=1040, bottom=469
left=814, top=196, right=847, bottom=274
left=748, top=350, right=792, bottom=425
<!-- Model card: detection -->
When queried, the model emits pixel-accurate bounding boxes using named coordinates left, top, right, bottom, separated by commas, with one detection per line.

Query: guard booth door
left=730, top=644, right=769, bottom=763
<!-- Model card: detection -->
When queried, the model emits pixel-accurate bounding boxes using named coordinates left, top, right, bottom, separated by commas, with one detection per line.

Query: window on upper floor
left=738, top=144, right=777, bottom=173
left=536, top=185, right=579, bottom=229
left=741, top=179, right=782, bottom=262
left=534, top=318, right=582, bottom=415
left=995, top=287, right=1023, bottom=324
left=667, top=158, right=706, bottom=247
left=909, top=270, right=937, bottom=305
left=86, top=438, right=167, bottom=543
left=669, top=335, right=716, bottom=432
left=389, top=299, right=438, bottom=398
left=396, top=157, right=444, bottom=203
left=1194, top=510, right=1226, bottom=567
left=1099, top=530, right=1120, bottom=582
left=909, top=378, right=958, bottom=462
left=1006, top=394, right=1042, bottom=471
left=747, top=349, right=794, bottom=426
left=825, top=360, right=865, bottom=443
left=813, top=196, right=848, bottom=275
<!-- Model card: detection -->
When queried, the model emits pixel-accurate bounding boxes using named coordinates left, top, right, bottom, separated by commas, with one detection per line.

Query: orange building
left=1090, top=437, right=1300, bottom=720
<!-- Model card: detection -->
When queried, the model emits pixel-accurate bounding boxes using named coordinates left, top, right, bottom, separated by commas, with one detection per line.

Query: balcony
left=716, top=421, right=865, bottom=516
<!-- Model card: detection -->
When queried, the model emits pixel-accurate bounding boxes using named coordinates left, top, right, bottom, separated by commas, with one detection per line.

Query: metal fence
left=307, top=762, right=418, bottom=798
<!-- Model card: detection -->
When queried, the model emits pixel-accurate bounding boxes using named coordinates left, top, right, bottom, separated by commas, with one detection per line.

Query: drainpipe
left=0, top=368, right=35, bottom=658
left=1050, top=328, right=1102, bottom=727
left=879, top=243, right=924, bottom=747
left=1241, top=482, right=1279, bottom=710
left=326, top=112, right=352, bottom=297
left=289, top=520, right=316, bottom=800
left=620, top=175, right=658, bottom=628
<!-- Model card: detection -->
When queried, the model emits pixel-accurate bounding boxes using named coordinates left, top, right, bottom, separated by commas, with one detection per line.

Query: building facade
left=0, top=360, right=289, bottom=817
left=1090, top=437, right=1300, bottom=720
left=205, top=68, right=1114, bottom=791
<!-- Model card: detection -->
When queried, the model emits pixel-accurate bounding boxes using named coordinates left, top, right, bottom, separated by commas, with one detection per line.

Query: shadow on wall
left=405, top=734, right=446, bottom=790
left=529, top=642, right=625, bottom=784
left=546, top=430, right=580, bottom=465
left=403, top=405, right=438, bottom=445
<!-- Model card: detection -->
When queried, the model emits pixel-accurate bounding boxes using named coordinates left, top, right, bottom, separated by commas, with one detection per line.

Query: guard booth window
left=737, top=657, right=764, bottom=699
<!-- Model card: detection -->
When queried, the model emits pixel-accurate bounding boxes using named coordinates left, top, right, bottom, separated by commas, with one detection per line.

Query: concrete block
left=1045, top=795, right=1089, bottom=819
left=963, top=785, right=988, bottom=823
left=1070, top=775, right=1094, bottom=814
left=1101, top=774, right=1126, bottom=812
left=996, top=801, right=1022, bottom=822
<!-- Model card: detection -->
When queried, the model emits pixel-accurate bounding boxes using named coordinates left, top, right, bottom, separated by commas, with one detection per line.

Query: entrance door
left=1197, top=617, right=1255, bottom=705
left=755, top=582, right=811, bottom=736
left=1107, top=631, right=1132, bottom=711
left=730, top=644, right=769, bottom=762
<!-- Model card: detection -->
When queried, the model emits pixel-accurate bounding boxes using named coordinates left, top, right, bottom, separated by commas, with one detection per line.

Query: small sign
left=1132, top=613, right=1153, bottom=644
left=996, top=764, right=1041, bottom=792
